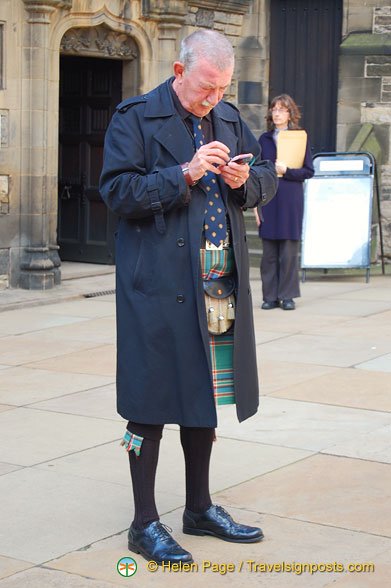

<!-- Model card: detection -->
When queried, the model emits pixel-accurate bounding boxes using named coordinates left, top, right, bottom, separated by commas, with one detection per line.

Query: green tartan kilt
left=201, top=248, right=235, bottom=406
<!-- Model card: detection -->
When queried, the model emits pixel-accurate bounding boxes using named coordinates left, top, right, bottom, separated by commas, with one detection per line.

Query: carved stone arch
left=51, top=10, right=152, bottom=69
left=60, top=24, right=138, bottom=60
left=51, top=9, right=153, bottom=94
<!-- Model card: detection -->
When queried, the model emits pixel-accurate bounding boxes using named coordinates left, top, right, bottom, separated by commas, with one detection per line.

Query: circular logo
left=117, top=556, right=137, bottom=577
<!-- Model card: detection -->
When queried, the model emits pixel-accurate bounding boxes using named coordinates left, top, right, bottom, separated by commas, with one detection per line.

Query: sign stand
left=301, top=152, right=385, bottom=283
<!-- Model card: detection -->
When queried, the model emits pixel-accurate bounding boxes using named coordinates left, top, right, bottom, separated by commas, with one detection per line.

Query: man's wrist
left=181, top=163, right=198, bottom=186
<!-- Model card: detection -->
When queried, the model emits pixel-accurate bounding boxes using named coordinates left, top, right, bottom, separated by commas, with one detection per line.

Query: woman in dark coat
left=256, top=94, right=314, bottom=310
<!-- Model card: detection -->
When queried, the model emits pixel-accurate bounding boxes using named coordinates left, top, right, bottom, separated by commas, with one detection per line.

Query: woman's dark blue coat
left=99, top=79, right=277, bottom=428
left=258, top=131, right=314, bottom=240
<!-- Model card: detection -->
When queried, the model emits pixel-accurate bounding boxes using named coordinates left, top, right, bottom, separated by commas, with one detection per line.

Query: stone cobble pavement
left=0, top=264, right=390, bottom=587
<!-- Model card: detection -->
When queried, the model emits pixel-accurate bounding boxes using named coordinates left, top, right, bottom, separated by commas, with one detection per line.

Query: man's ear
left=173, top=61, right=185, bottom=81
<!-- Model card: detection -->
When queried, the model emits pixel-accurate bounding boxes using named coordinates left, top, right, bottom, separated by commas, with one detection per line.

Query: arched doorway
left=269, top=0, right=342, bottom=154
left=57, top=25, right=139, bottom=264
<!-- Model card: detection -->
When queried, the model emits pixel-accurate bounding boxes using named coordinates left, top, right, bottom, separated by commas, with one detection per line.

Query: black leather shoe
left=128, top=521, right=193, bottom=565
left=281, top=299, right=296, bottom=310
left=261, top=300, right=279, bottom=310
left=183, top=505, right=264, bottom=543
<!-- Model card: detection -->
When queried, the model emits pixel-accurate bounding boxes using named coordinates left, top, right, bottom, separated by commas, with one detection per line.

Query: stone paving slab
left=0, top=310, right=88, bottom=337
left=0, top=404, right=14, bottom=414
left=0, top=467, right=131, bottom=564
left=256, top=333, right=389, bottom=367
left=331, top=284, right=391, bottom=302
left=303, top=312, right=391, bottom=340
left=60, top=261, right=115, bottom=280
left=326, top=546, right=391, bottom=586
left=32, top=298, right=116, bottom=319
left=36, top=317, right=117, bottom=346
left=216, top=400, right=391, bottom=452
left=256, top=360, right=337, bottom=396
left=355, top=353, right=391, bottom=373
left=0, top=273, right=116, bottom=312
left=35, top=429, right=312, bottom=503
left=323, top=423, right=391, bottom=463
left=0, top=408, right=121, bottom=466
left=218, top=454, right=391, bottom=537
left=253, top=307, right=346, bottom=333
left=298, top=298, right=390, bottom=317
left=24, top=345, right=116, bottom=377
left=270, top=368, right=391, bottom=412
left=254, top=329, right=292, bottom=344
left=31, top=383, right=119, bottom=421
left=0, top=556, right=33, bottom=581
left=0, top=463, right=21, bottom=476
left=0, top=367, right=114, bottom=406
left=0, top=334, right=101, bottom=367
left=0, top=269, right=390, bottom=587
left=0, top=567, right=118, bottom=588
left=45, top=509, right=391, bottom=588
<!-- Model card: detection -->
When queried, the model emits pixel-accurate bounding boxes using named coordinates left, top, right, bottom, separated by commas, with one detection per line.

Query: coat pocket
left=132, top=239, right=155, bottom=296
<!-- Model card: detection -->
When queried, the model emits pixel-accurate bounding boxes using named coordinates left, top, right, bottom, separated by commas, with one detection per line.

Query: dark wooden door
left=269, top=0, right=342, bottom=154
left=58, top=56, right=122, bottom=263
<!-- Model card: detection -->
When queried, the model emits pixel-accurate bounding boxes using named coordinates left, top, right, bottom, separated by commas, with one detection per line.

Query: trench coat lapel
left=144, top=79, right=195, bottom=164
left=211, top=102, right=239, bottom=198
left=154, top=115, right=195, bottom=164
left=212, top=102, right=239, bottom=158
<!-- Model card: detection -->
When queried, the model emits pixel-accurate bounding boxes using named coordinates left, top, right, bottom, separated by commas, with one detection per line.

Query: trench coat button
left=176, top=294, right=185, bottom=303
left=177, top=238, right=185, bottom=247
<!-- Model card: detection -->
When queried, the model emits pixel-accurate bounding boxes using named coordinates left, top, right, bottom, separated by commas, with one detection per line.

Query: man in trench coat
left=100, top=29, right=277, bottom=565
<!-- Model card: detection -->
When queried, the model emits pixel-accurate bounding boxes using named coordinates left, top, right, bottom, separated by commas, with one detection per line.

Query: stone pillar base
left=19, top=270, right=55, bottom=290
left=19, top=246, right=57, bottom=290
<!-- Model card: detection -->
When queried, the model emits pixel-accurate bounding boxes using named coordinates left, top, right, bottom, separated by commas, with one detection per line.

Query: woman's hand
left=275, top=160, right=287, bottom=175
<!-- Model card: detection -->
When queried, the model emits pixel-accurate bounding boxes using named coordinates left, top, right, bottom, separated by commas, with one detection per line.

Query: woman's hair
left=265, top=94, right=301, bottom=131
left=179, top=30, right=234, bottom=72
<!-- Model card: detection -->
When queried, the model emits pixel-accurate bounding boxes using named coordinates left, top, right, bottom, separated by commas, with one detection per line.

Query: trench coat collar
left=146, top=78, right=239, bottom=165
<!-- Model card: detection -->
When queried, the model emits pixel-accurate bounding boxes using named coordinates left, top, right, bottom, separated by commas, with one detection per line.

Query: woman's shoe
left=261, top=300, right=279, bottom=310
left=281, top=299, right=296, bottom=310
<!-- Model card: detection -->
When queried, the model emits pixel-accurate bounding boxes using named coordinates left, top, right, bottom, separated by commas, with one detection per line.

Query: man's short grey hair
left=179, top=30, right=234, bottom=72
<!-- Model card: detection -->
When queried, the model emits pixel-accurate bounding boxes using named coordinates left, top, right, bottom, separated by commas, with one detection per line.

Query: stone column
left=19, top=1, right=65, bottom=289
left=142, top=0, right=187, bottom=84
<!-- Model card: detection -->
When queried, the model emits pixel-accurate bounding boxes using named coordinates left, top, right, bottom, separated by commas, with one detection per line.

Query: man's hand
left=219, top=160, right=250, bottom=190
left=188, top=141, right=230, bottom=183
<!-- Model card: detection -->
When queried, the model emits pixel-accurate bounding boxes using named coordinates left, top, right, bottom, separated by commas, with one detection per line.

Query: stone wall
left=0, top=0, right=252, bottom=289
left=2, top=0, right=390, bottom=290
left=339, top=1, right=391, bottom=256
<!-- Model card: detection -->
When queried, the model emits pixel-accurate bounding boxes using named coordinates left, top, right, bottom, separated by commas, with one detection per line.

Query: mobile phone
left=227, top=154, right=254, bottom=165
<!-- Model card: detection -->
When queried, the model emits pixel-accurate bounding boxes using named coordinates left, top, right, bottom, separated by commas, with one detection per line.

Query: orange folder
left=276, top=130, right=307, bottom=176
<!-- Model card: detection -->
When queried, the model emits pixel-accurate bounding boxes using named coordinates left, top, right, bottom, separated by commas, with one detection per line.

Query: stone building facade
left=338, top=2, right=391, bottom=255
left=0, top=0, right=390, bottom=289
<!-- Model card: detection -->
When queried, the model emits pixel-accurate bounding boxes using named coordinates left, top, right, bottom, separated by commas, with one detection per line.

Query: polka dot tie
left=190, top=115, right=227, bottom=247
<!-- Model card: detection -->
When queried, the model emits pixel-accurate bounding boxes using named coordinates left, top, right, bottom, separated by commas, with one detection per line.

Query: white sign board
left=301, top=176, right=373, bottom=268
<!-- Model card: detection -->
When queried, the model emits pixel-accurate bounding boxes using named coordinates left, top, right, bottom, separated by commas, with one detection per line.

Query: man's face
left=173, top=57, right=233, bottom=117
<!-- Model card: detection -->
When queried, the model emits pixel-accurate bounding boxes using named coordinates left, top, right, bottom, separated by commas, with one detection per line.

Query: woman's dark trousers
left=261, top=238, right=301, bottom=302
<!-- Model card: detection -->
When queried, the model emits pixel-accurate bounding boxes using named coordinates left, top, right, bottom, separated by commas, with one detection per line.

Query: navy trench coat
left=100, top=79, right=277, bottom=427
left=258, top=131, right=314, bottom=240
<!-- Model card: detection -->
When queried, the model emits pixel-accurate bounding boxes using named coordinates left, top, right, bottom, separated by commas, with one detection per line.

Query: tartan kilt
left=200, top=248, right=235, bottom=406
